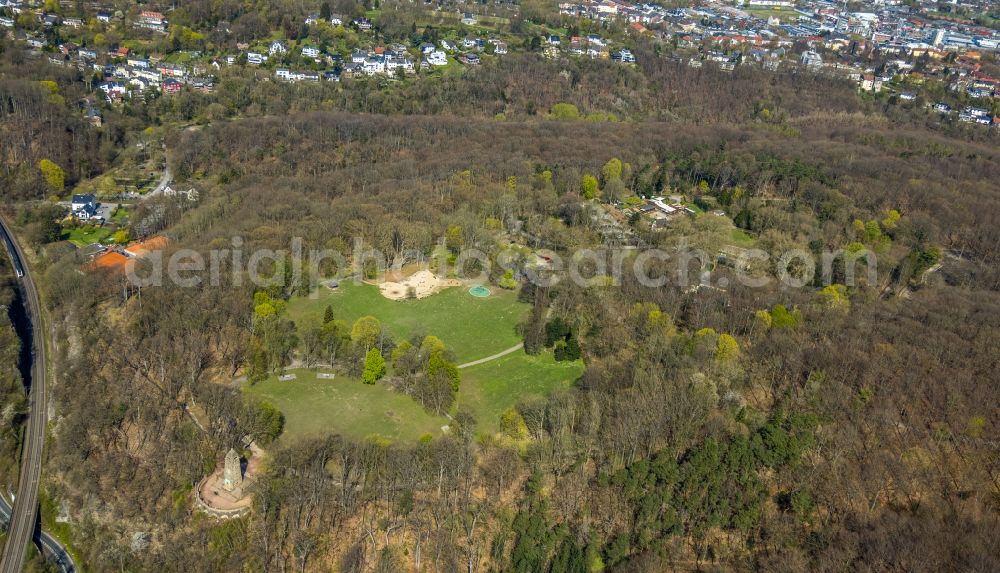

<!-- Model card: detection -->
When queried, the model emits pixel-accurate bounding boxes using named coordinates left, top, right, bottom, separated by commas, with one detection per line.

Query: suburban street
left=0, top=213, right=49, bottom=573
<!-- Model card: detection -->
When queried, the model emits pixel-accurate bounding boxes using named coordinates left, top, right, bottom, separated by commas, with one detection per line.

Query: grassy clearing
left=685, top=202, right=705, bottom=215
left=63, top=226, right=112, bottom=246
left=744, top=7, right=798, bottom=22
left=245, top=369, right=447, bottom=443
left=458, top=350, right=584, bottom=433
left=287, top=281, right=527, bottom=363
left=730, top=228, right=756, bottom=247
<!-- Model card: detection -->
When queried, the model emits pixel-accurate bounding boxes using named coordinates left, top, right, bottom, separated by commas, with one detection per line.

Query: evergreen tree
left=361, top=347, right=385, bottom=384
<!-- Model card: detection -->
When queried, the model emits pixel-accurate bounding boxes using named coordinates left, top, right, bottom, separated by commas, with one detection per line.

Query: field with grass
left=62, top=226, right=112, bottom=246
left=458, top=350, right=584, bottom=433
left=278, top=282, right=582, bottom=439
left=287, top=281, right=527, bottom=363
left=730, top=228, right=756, bottom=247
left=743, top=7, right=798, bottom=22
left=245, top=370, right=448, bottom=443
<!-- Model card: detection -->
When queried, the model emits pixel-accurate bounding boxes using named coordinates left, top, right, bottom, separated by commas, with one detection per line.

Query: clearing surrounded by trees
left=274, top=280, right=585, bottom=437
left=245, top=370, right=448, bottom=443
left=288, top=280, right=527, bottom=363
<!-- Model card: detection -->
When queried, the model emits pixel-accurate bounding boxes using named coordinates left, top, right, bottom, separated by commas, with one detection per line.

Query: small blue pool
left=469, top=285, right=491, bottom=298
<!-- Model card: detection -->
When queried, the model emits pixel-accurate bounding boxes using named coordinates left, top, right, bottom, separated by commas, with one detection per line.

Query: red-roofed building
left=163, top=78, right=182, bottom=94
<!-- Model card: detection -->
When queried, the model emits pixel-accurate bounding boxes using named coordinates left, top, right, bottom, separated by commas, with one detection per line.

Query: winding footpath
left=0, top=213, right=59, bottom=573
left=457, top=343, right=524, bottom=369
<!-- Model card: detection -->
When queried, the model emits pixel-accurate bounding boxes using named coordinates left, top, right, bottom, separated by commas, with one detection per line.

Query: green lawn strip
left=730, top=228, right=756, bottom=247
left=685, top=202, right=705, bottom=215
left=244, top=370, right=447, bottom=444
left=287, top=282, right=527, bottom=363
left=62, top=226, right=113, bottom=247
left=456, top=350, right=584, bottom=434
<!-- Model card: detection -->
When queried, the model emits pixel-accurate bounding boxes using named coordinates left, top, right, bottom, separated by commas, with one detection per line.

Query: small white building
left=800, top=50, right=823, bottom=68
left=269, top=41, right=287, bottom=56
left=426, top=51, right=448, bottom=66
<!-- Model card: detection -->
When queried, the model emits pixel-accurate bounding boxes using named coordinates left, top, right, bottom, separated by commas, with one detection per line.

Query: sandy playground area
left=377, top=269, right=461, bottom=300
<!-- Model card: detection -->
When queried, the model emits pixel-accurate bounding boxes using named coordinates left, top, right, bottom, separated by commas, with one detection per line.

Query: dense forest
left=1, top=16, right=999, bottom=572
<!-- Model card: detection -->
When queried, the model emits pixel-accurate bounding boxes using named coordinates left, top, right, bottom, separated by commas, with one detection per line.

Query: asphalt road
left=0, top=213, right=49, bottom=573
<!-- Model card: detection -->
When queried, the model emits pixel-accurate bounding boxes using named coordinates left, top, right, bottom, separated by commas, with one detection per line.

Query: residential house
left=137, top=11, right=167, bottom=32
left=187, top=77, right=214, bottom=92
left=162, top=78, right=182, bottom=94
left=860, top=74, right=882, bottom=92
left=71, top=194, right=99, bottom=220
left=302, top=46, right=320, bottom=58
left=96, top=10, right=111, bottom=23
left=85, top=107, right=102, bottom=127
left=362, top=55, right=385, bottom=75
left=269, top=41, right=287, bottom=56
left=461, top=12, right=476, bottom=25
left=246, top=52, right=266, bottom=65
left=426, top=50, right=448, bottom=66
left=71, top=193, right=96, bottom=211
left=800, top=50, right=823, bottom=68
left=128, top=76, right=155, bottom=91
left=158, top=62, right=186, bottom=78
left=163, top=186, right=199, bottom=201
left=385, top=54, right=414, bottom=73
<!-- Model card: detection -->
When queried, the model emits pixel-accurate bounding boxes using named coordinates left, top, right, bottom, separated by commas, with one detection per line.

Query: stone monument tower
left=222, top=448, right=243, bottom=492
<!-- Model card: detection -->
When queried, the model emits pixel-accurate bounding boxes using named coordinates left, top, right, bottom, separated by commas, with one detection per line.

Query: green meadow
left=287, top=281, right=527, bottom=363
left=245, top=370, right=447, bottom=443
